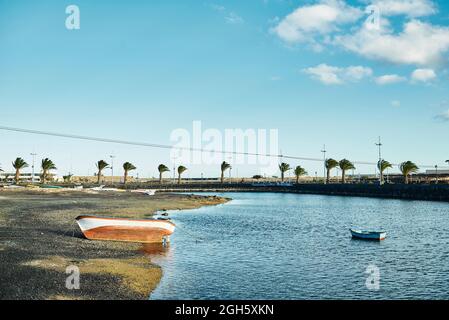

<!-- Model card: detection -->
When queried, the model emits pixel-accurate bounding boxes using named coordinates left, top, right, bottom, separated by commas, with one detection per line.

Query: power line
left=0, top=125, right=445, bottom=169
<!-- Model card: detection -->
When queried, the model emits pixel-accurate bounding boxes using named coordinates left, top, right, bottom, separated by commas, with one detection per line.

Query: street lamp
left=375, top=136, right=383, bottom=185
left=110, top=155, right=115, bottom=185
left=321, top=145, right=326, bottom=184
left=435, top=165, right=439, bottom=184
left=30, top=153, right=37, bottom=184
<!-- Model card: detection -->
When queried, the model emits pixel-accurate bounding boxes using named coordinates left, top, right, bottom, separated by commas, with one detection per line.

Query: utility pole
left=375, top=137, right=383, bottom=185
left=321, top=145, right=326, bottom=184
left=110, top=155, right=115, bottom=185
left=30, top=153, right=37, bottom=183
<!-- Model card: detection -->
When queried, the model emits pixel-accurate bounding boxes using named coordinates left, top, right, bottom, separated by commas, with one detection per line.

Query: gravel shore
left=0, top=189, right=229, bottom=300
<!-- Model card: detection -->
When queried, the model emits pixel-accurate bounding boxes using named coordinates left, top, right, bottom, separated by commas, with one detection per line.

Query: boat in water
left=350, top=229, right=386, bottom=241
left=76, top=215, right=175, bottom=243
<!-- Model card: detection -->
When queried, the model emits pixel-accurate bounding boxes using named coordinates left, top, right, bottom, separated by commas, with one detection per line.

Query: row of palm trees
left=3, top=157, right=447, bottom=185
left=323, top=158, right=419, bottom=184
left=7, top=157, right=57, bottom=184
left=277, top=158, right=423, bottom=184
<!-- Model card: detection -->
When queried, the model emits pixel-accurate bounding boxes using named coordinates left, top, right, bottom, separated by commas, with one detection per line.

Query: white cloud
left=368, top=0, right=437, bottom=17
left=210, top=4, right=244, bottom=24
left=435, top=109, right=449, bottom=121
left=335, top=20, right=449, bottom=66
left=375, top=74, right=407, bottom=84
left=303, top=63, right=372, bottom=85
left=391, top=100, right=401, bottom=107
left=272, top=0, right=362, bottom=43
left=345, top=66, right=373, bottom=80
left=225, top=12, right=244, bottom=24
left=411, top=68, right=436, bottom=82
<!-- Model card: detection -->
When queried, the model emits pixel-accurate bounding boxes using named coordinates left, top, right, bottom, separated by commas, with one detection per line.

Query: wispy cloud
left=375, top=74, right=407, bottom=85
left=303, top=63, right=372, bottom=85
left=209, top=3, right=244, bottom=24
left=391, top=100, right=401, bottom=107
left=225, top=12, right=244, bottom=24
left=435, top=109, right=449, bottom=121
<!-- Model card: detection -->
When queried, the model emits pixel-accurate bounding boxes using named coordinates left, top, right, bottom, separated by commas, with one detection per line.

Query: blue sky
left=1, top=0, right=449, bottom=178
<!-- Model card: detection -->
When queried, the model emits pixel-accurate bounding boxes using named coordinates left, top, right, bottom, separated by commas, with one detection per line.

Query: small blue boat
left=350, top=229, right=386, bottom=241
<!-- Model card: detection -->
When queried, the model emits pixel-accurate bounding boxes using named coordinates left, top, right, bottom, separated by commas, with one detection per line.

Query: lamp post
left=30, top=153, right=37, bottom=184
left=110, top=155, right=115, bottom=185
left=375, top=136, right=383, bottom=185
left=435, top=165, right=439, bottom=184
left=321, top=145, right=326, bottom=184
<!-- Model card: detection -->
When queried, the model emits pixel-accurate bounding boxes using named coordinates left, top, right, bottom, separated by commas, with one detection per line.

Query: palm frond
left=339, top=159, right=355, bottom=171
left=12, top=157, right=28, bottom=170
left=158, top=164, right=170, bottom=173
left=123, top=162, right=136, bottom=171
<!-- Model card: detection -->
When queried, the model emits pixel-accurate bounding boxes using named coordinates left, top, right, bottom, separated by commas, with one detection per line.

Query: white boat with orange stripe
left=76, top=215, right=175, bottom=244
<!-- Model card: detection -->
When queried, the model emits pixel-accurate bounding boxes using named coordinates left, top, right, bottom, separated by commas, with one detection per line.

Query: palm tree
left=158, top=164, right=170, bottom=183
left=12, top=157, right=28, bottom=183
left=278, top=163, right=291, bottom=182
left=63, top=174, right=73, bottom=183
left=220, top=161, right=232, bottom=183
left=377, top=159, right=392, bottom=185
left=399, top=161, right=419, bottom=184
left=294, top=166, right=307, bottom=184
left=41, top=158, right=57, bottom=184
left=123, top=162, right=136, bottom=184
left=177, top=165, right=187, bottom=184
left=96, top=160, right=109, bottom=184
left=339, top=159, right=355, bottom=184
left=325, top=158, right=339, bottom=184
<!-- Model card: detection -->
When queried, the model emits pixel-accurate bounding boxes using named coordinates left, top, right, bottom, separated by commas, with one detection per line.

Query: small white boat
left=76, top=215, right=175, bottom=243
left=350, top=229, right=386, bottom=241
left=89, top=185, right=122, bottom=192
left=3, top=185, right=25, bottom=189
left=131, top=189, right=156, bottom=196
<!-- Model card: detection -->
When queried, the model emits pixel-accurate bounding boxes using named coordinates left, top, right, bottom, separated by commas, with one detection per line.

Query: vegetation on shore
left=1, top=154, right=445, bottom=186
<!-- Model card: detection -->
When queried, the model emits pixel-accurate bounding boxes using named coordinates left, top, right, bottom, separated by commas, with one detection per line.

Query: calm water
left=148, top=193, right=449, bottom=300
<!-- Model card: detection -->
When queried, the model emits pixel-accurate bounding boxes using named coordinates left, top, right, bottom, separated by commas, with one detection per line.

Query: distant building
left=0, top=172, right=41, bottom=183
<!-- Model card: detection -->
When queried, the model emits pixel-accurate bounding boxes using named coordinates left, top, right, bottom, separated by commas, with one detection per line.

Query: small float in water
left=76, top=215, right=175, bottom=243
left=350, top=229, right=386, bottom=241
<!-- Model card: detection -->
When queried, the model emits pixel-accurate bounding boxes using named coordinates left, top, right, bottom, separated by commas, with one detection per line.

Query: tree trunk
left=178, top=173, right=181, bottom=184
left=342, top=169, right=346, bottom=184
left=97, top=170, right=101, bottom=184
left=326, top=168, right=330, bottom=184
left=42, top=170, right=47, bottom=184
left=124, top=171, right=128, bottom=184
left=15, top=169, right=20, bottom=183
left=281, top=172, right=284, bottom=182
left=221, top=171, right=224, bottom=183
left=159, top=172, right=162, bottom=183
left=380, top=170, right=384, bottom=185
left=296, top=176, right=299, bottom=184
left=404, top=174, right=408, bottom=184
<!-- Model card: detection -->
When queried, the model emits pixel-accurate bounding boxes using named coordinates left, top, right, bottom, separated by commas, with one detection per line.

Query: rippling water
left=148, top=193, right=449, bottom=300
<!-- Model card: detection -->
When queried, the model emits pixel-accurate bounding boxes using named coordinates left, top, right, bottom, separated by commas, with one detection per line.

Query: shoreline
left=0, top=189, right=230, bottom=300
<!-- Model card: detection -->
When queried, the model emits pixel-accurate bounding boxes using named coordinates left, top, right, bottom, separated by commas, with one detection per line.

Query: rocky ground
left=0, top=189, right=229, bottom=300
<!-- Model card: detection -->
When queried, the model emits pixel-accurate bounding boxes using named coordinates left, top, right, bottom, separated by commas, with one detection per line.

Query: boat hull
left=76, top=215, right=175, bottom=244
left=350, top=229, right=386, bottom=241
